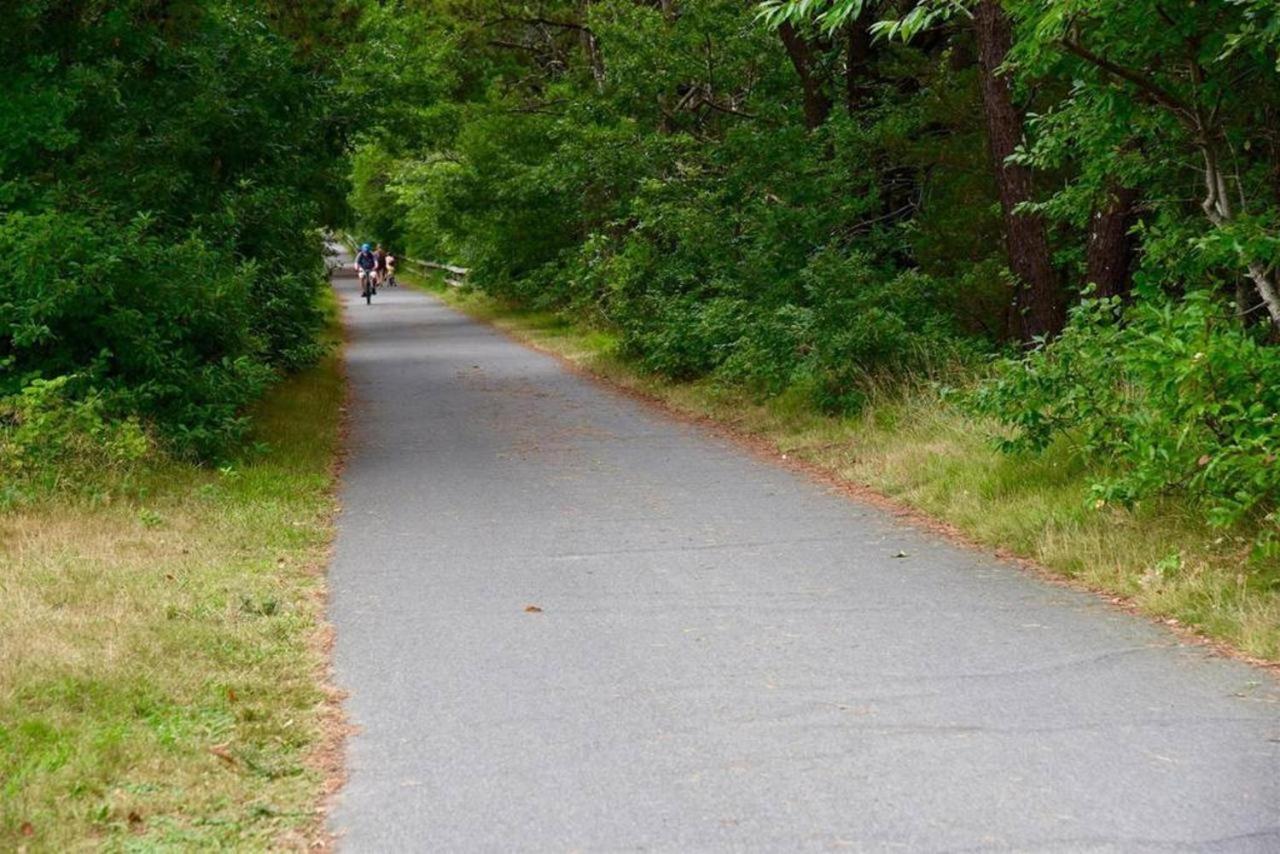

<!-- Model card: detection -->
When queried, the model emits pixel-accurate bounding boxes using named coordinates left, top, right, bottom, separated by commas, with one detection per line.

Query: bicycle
left=358, top=267, right=376, bottom=304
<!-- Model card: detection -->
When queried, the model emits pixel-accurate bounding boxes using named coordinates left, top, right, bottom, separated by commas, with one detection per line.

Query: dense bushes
left=0, top=1, right=343, bottom=471
left=974, top=293, right=1280, bottom=540
left=3, top=212, right=277, bottom=458
left=0, top=378, right=151, bottom=504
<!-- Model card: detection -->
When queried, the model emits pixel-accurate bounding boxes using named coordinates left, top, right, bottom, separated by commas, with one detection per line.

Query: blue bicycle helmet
left=361, top=243, right=372, bottom=251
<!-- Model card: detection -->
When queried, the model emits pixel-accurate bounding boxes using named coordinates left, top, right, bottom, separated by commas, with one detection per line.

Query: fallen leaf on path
left=210, top=745, right=236, bottom=765
left=892, top=550, right=909, bottom=558
left=524, top=605, right=543, bottom=613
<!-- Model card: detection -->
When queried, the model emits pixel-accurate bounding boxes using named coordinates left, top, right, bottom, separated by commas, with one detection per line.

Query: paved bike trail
left=327, top=256, right=1280, bottom=852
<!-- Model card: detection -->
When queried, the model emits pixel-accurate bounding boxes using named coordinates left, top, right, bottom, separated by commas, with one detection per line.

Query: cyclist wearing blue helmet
left=354, top=243, right=378, bottom=300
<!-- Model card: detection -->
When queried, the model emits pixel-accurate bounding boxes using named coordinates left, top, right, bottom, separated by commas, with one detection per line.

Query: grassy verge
left=407, top=271, right=1279, bottom=663
left=0, top=295, right=345, bottom=849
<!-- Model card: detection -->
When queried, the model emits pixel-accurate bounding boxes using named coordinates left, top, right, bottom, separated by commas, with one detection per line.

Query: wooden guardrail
left=406, top=258, right=469, bottom=288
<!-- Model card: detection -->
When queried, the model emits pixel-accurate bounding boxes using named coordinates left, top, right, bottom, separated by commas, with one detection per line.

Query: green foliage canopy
left=1, top=0, right=346, bottom=463
left=344, top=0, right=1280, bottom=541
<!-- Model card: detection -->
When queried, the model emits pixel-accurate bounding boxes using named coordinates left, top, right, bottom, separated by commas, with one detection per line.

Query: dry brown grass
left=0, top=317, right=344, bottom=850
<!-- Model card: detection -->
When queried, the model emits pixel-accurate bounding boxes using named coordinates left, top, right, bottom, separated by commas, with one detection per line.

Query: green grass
left=408, top=271, right=1280, bottom=663
left=0, top=295, right=345, bottom=850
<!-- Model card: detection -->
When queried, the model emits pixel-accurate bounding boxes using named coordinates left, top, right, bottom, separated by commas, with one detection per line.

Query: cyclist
left=354, top=243, right=377, bottom=298
left=374, top=244, right=388, bottom=288
left=385, top=251, right=398, bottom=287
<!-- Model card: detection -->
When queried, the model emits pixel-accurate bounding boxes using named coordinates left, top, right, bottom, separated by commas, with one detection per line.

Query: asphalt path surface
left=327, top=253, right=1280, bottom=852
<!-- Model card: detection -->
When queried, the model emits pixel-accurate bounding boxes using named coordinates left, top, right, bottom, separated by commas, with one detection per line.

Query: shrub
left=0, top=377, right=151, bottom=505
left=0, top=2, right=340, bottom=465
left=0, top=212, right=283, bottom=458
left=793, top=258, right=973, bottom=414
left=972, top=292, right=1280, bottom=540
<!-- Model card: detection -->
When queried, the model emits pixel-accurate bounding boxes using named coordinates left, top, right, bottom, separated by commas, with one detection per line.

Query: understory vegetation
left=0, top=304, right=344, bottom=849
left=347, top=0, right=1280, bottom=634
left=1, top=2, right=351, bottom=847
left=1, top=1, right=348, bottom=486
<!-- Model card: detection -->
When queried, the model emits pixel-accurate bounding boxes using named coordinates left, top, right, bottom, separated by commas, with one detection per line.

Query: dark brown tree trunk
left=973, top=0, right=1063, bottom=342
left=1085, top=182, right=1139, bottom=299
left=845, top=13, right=873, bottom=115
left=778, top=22, right=832, bottom=130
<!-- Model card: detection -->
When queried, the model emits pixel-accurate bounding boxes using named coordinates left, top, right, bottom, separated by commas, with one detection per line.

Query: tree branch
left=1059, top=37, right=1195, bottom=124
left=696, top=95, right=756, bottom=120
left=486, top=15, right=592, bottom=34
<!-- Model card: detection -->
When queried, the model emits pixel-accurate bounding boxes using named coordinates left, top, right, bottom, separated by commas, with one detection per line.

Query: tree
left=972, top=0, right=1062, bottom=340
left=1010, top=0, right=1280, bottom=327
left=1085, top=183, right=1139, bottom=299
left=777, top=21, right=834, bottom=129
left=762, top=0, right=1065, bottom=341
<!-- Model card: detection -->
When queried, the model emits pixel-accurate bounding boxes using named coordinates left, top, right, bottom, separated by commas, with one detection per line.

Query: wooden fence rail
left=405, top=258, right=469, bottom=288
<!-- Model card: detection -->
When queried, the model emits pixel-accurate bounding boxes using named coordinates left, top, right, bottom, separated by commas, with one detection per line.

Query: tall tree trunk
left=1055, top=41, right=1280, bottom=330
left=578, top=1, right=605, bottom=92
left=1085, top=182, right=1139, bottom=299
left=1199, top=143, right=1280, bottom=327
left=973, top=0, right=1063, bottom=342
left=845, top=12, right=873, bottom=115
left=778, top=22, right=832, bottom=130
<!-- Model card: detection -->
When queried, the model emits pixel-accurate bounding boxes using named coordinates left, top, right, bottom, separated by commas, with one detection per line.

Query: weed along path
left=326, top=256, right=1280, bottom=851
